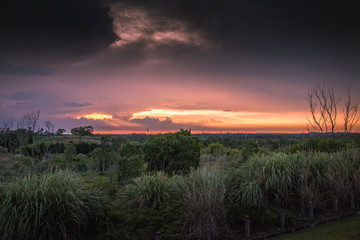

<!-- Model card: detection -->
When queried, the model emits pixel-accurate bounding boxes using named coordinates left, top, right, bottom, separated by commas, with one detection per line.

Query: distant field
left=47, top=135, right=101, bottom=143
left=275, top=215, right=360, bottom=240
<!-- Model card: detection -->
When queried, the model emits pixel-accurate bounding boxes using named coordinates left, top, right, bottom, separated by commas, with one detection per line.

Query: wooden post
left=156, top=231, right=161, bottom=240
left=308, top=202, right=314, bottom=222
left=206, top=224, right=211, bottom=240
left=349, top=192, right=355, bottom=209
left=245, top=215, right=250, bottom=237
left=333, top=197, right=338, bottom=213
left=280, top=209, right=285, bottom=228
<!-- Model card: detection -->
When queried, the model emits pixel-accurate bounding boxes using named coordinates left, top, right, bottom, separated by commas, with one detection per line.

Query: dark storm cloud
left=5, top=90, right=61, bottom=112
left=0, top=0, right=116, bottom=64
left=0, top=63, right=54, bottom=76
left=64, top=102, right=93, bottom=108
left=3, top=90, right=87, bottom=117
left=3, top=0, right=359, bottom=73
left=94, top=0, right=360, bottom=88
left=6, top=91, right=39, bottom=101
left=110, top=0, right=360, bottom=47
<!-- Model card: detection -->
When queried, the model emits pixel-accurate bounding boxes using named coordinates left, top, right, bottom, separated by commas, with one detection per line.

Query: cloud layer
left=109, top=2, right=208, bottom=49
left=0, top=0, right=359, bottom=133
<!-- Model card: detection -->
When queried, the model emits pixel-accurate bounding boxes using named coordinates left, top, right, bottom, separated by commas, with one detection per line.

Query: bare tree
left=16, top=117, right=28, bottom=156
left=23, top=110, right=40, bottom=170
left=306, top=84, right=339, bottom=137
left=1, top=119, right=14, bottom=158
left=44, top=120, right=55, bottom=134
left=43, top=120, right=55, bottom=161
left=343, top=89, right=360, bottom=135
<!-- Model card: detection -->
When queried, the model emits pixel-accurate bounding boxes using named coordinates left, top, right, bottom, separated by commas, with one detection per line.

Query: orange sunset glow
left=77, top=113, right=113, bottom=120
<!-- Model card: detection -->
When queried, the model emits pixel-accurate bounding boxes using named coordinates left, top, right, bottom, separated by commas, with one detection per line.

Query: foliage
left=75, top=141, right=99, bottom=155
left=200, top=142, right=242, bottom=167
left=144, top=129, right=201, bottom=174
left=203, top=142, right=230, bottom=156
left=241, top=140, right=262, bottom=160
left=226, top=149, right=360, bottom=212
left=0, top=146, right=8, bottom=153
left=181, top=165, right=228, bottom=239
left=64, top=143, right=77, bottom=161
left=0, top=171, right=108, bottom=240
left=71, top=126, right=94, bottom=136
left=56, top=128, right=66, bottom=135
left=289, top=136, right=347, bottom=153
left=118, top=142, right=144, bottom=183
left=107, top=204, right=183, bottom=240
left=119, top=172, right=184, bottom=209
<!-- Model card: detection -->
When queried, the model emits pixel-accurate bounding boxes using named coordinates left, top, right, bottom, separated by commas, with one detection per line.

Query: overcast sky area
left=1, top=0, right=359, bottom=133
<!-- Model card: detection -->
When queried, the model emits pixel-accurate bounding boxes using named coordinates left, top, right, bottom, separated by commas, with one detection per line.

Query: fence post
left=333, top=197, right=338, bottom=213
left=280, top=209, right=285, bottom=229
left=308, top=201, right=313, bottom=222
left=206, top=224, right=211, bottom=240
left=245, top=215, right=250, bottom=237
left=156, top=231, right=161, bottom=240
left=349, top=192, right=355, bottom=209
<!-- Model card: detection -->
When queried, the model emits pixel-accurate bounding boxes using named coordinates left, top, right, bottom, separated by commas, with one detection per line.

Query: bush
left=0, top=146, right=8, bottom=153
left=119, top=172, right=184, bottom=209
left=118, top=143, right=145, bottom=183
left=144, top=129, right=201, bottom=174
left=0, top=171, right=108, bottom=240
left=108, top=205, right=183, bottom=240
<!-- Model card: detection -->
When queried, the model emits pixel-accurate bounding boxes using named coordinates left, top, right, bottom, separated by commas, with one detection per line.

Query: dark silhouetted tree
left=56, top=128, right=66, bottom=135
left=23, top=110, right=40, bottom=169
left=71, top=126, right=94, bottom=136
left=306, top=84, right=338, bottom=136
left=343, top=88, right=360, bottom=136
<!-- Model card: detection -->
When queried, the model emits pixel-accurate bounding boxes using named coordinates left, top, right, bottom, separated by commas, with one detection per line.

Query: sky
left=1, top=0, right=360, bottom=134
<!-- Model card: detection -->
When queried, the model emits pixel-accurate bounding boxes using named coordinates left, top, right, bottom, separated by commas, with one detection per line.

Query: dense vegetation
left=0, top=127, right=359, bottom=239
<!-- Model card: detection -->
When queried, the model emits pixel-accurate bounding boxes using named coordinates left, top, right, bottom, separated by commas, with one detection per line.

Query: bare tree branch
left=343, top=88, right=360, bottom=135
left=23, top=110, right=40, bottom=170
left=306, top=84, right=338, bottom=136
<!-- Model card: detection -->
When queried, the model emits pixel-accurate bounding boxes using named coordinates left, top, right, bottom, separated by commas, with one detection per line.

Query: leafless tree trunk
left=23, top=110, right=40, bottom=170
left=43, top=120, right=55, bottom=161
left=16, top=117, right=28, bottom=156
left=343, top=89, right=360, bottom=136
left=45, top=120, right=55, bottom=134
left=2, top=119, right=13, bottom=159
left=306, top=84, right=338, bottom=137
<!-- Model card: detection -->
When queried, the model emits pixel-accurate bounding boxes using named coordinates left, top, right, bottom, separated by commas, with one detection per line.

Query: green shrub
left=144, top=129, right=201, bottom=174
left=118, top=143, right=145, bottom=183
left=0, top=171, right=108, bottom=240
left=241, top=140, right=262, bottom=160
left=119, top=172, right=184, bottom=209
left=108, top=205, right=183, bottom=240
left=0, top=146, right=8, bottom=153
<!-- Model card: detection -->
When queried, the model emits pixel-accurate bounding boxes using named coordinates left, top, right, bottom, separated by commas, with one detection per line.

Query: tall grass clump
left=225, top=166, right=265, bottom=209
left=181, top=165, right=228, bottom=239
left=326, top=148, right=360, bottom=204
left=118, top=171, right=185, bottom=209
left=226, top=149, right=360, bottom=214
left=0, top=170, right=108, bottom=240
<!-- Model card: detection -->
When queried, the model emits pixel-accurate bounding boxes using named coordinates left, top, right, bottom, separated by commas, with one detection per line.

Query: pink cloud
left=109, top=2, right=209, bottom=49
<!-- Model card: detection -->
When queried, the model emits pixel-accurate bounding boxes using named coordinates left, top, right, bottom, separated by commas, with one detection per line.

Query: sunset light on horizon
left=77, top=113, right=113, bottom=120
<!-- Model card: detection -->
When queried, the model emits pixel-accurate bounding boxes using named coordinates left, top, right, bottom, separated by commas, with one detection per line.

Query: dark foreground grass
left=0, top=171, right=108, bottom=240
left=275, top=215, right=360, bottom=240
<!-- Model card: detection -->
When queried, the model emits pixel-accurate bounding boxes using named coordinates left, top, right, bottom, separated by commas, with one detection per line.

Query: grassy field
left=275, top=215, right=360, bottom=240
